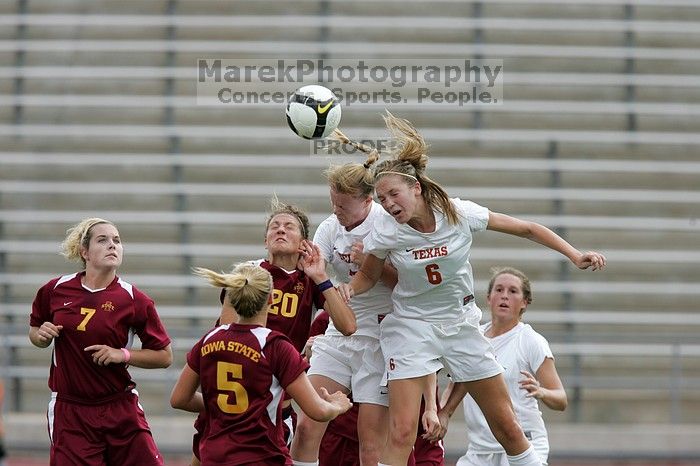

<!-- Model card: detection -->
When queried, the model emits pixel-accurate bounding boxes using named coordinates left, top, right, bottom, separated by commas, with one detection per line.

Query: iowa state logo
left=101, top=301, right=115, bottom=312
left=294, top=282, right=305, bottom=295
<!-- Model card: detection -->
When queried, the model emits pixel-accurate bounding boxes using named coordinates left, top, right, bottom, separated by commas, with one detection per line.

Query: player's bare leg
left=459, top=375, right=542, bottom=466
left=357, top=402, right=388, bottom=466
left=291, top=375, right=349, bottom=462
left=379, top=377, right=424, bottom=465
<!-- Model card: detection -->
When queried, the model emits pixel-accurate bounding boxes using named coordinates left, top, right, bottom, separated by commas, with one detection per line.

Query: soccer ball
left=286, top=85, right=341, bottom=139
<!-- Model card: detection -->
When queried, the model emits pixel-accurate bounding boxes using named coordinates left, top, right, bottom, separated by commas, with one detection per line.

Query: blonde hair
left=265, top=194, right=310, bottom=240
left=61, top=217, right=115, bottom=267
left=193, top=263, right=273, bottom=319
left=374, top=112, right=460, bottom=225
left=324, top=128, right=381, bottom=198
left=487, top=266, right=533, bottom=315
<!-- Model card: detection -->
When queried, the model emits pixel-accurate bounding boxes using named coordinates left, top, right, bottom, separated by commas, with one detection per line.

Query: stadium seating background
left=1, top=0, right=699, bottom=462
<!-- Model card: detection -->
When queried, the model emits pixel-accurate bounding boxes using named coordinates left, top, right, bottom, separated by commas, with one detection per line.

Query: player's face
left=487, top=273, right=528, bottom=320
left=375, top=175, right=421, bottom=224
left=329, top=188, right=371, bottom=229
left=81, top=223, right=123, bottom=271
left=265, top=213, right=304, bottom=255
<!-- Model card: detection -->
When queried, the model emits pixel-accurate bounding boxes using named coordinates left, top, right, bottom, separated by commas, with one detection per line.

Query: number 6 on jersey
left=425, top=264, right=442, bottom=285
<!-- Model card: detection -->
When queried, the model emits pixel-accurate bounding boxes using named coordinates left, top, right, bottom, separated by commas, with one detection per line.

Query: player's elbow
left=154, top=346, right=173, bottom=368
left=556, top=394, right=568, bottom=411
left=169, top=390, right=188, bottom=410
left=550, top=390, right=568, bottom=411
left=338, top=319, right=357, bottom=336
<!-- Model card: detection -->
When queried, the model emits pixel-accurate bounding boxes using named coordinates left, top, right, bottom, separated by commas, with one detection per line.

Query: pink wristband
left=120, top=347, right=131, bottom=364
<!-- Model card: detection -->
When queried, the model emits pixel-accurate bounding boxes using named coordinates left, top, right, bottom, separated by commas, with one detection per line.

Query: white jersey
left=463, top=322, right=553, bottom=458
left=314, top=202, right=393, bottom=338
left=363, top=198, right=488, bottom=323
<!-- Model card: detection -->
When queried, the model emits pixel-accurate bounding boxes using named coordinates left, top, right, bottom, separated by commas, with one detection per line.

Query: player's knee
left=387, top=420, right=416, bottom=451
left=294, top=416, right=326, bottom=444
left=490, top=416, right=526, bottom=451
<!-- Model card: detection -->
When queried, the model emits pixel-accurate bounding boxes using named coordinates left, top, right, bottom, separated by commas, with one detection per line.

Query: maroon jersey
left=258, top=259, right=326, bottom=352
left=309, top=310, right=330, bottom=339
left=187, top=323, right=310, bottom=466
left=221, top=260, right=325, bottom=353
left=30, top=272, right=170, bottom=403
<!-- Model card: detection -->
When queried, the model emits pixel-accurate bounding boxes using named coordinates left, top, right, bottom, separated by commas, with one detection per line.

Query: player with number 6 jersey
left=338, top=112, right=606, bottom=466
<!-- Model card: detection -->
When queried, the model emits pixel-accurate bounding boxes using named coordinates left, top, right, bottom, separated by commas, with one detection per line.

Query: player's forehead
left=267, top=213, right=302, bottom=230
left=492, top=273, right=523, bottom=289
left=330, top=187, right=363, bottom=205
left=375, top=174, right=407, bottom=195
left=89, top=223, right=120, bottom=238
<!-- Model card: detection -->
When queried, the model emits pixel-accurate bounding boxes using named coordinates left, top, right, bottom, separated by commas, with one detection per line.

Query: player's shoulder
left=316, top=213, right=341, bottom=232
left=519, top=323, right=549, bottom=346
left=114, top=276, right=153, bottom=303
left=45, top=272, right=80, bottom=289
left=451, top=197, right=487, bottom=215
left=256, top=327, right=298, bottom=353
left=372, top=207, right=398, bottom=232
left=313, top=215, right=341, bottom=243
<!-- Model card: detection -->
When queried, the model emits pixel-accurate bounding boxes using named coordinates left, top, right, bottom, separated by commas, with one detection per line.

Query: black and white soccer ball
left=286, top=85, right=342, bottom=139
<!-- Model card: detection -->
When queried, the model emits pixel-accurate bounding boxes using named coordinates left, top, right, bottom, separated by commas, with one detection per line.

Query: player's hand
left=335, top=283, right=354, bottom=303
left=349, top=241, right=365, bottom=266
left=319, top=387, right=353, bottom=416
left=302, top=335, right=317, bottom=361
left=519, top=370, right=545, bottom=399
left=84, top=345, right=126, bottom=366
left=423, top=408, right=450, bottom=442
left=36, top=322, right=63, bottom=344
left=574, top=251, right=606, bottom=271
left=421, top=409, right=444, bottom=443
left=297, top=240, right=327, bottom=282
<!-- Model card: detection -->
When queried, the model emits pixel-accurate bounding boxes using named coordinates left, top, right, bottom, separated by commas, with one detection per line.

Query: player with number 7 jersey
left=29, top=218, right=171, bottom=466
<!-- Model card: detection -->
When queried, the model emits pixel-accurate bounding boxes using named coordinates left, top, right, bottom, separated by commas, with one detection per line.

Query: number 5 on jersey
left=217, top=361, right=249, bottom=414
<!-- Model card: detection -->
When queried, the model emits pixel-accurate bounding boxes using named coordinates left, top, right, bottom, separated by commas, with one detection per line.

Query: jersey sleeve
left=362, top=211, right=397, bottom=260
left=186, top=338, right=204, bottom=375
left=313, top=217, right=336, bottom=262
left=453, top=198, right=490, bottom=232
left=132, top=290, right=171, bottom=350
left=309, top=311, right=330, bottom=338
left=522, top=326, right=554, bottom=373
left=267, top=335, right=310, bottom=389
left=29, top=280, right=55, bottom=327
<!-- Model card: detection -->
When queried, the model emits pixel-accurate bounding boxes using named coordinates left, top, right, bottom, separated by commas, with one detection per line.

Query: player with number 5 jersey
left=29, top=218, right=172, bottom=466
left=188, top=198, right=356, bottom=466
left=170, top=263, right=352, bottom=466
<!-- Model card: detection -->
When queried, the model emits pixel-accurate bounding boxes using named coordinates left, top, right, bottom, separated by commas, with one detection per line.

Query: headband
left=377, top=170, right=418, bottom=181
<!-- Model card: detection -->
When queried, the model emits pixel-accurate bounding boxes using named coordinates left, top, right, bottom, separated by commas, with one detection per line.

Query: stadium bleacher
left=1, top=0, right=699, bottom=460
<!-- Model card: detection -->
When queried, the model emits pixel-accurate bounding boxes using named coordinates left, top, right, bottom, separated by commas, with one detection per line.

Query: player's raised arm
left=298, top=239, right=356, bottom=336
